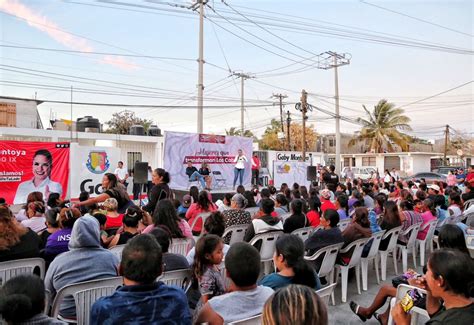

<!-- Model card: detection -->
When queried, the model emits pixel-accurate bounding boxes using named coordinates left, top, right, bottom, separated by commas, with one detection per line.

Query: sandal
left=374, top=313, right=383, bottom=325
left=349, top=301, right=368, bottom=322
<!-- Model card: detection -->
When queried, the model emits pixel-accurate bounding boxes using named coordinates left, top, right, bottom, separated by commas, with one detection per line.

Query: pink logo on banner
left=199, top=134, right=226, bottom=144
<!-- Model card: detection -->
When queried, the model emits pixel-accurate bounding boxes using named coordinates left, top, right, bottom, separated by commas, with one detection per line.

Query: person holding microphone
left=233, top=149, right=248, bottom=190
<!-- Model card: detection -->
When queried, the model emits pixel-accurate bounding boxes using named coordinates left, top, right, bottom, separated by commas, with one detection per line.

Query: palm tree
left=225, top=127, right=255, bottom=138
left=348, top=99, right=412, bottom=152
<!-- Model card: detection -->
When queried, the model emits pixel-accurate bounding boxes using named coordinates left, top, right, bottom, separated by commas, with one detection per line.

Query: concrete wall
left=0, top=98, right=41, bottom=129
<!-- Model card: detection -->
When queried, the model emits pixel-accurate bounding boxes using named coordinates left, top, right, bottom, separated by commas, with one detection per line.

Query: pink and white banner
left=164, top=131, right=253, bottom=190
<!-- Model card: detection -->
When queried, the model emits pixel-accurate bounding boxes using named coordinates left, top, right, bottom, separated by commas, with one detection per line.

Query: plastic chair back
left=466, top=235, right=474, bottom=259
left=222, top=224, right=248, bottom=246
left=158, top=269, right=193, bottom=291
left=51, top=276, right=122, bottom=325
left=381, top=226, right=403, bottom=252
left=168, top=238, right=194, bottom=256
left=403, top=223, right=422, bottom=249
left=422, top=219, right=438, bottom=244
left=291, top=227, right=313, bottom=242
left=0, top=257, right=45, bottom=286
left=339, top=237, right=369, bottom=268
left=316, top=283, right=337, bottom=305
left=305, top=242, right=343, bottom=277
left=244, top=207, right=260, bottom=216
left=249, top=231, right=283, bottom=262
left=108, top=245, right=126, bottom=262
left=229, top=314, right=261, bottom=325
left=337, top=219, right=351, bottom=232
left=364, top=230, right=386, bottom=259
left=191, top=212, right=211, bottom=241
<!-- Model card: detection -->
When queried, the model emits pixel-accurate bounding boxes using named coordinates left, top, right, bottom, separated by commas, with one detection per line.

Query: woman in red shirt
left=185, top=190, right=217, bottom=235
left=103, top=198, right=123, bottom=232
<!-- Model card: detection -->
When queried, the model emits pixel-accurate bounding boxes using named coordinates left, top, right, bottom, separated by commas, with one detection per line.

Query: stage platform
left=172, top=188, right=236, bottom=201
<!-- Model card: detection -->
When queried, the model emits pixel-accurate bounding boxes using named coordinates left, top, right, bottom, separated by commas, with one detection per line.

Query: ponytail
left=275, top=234, right=316, bottom=289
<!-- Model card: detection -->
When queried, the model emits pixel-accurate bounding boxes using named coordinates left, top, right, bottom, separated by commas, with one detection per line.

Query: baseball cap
left=428, top=184, right=440, bottom=192
left=182, top=195, right=192, bottom=208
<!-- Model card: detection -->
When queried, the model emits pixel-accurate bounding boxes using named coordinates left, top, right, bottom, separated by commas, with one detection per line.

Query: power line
left=398, top=81, right=474, bottom=108
left=359, top=0, right=474, bottom=38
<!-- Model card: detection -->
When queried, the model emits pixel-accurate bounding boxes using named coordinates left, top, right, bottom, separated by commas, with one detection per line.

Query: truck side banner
left=164, top=131, right=253, bottom=190
left=69, top=143, right=121, bottom=199
left=0, top=141, right=70, bottom=205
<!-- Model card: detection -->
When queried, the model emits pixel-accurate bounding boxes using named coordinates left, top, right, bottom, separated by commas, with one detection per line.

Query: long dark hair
left=243, top=191, right=257, bottom=208
left=423, top=199, right=436, bottom=216
left=154, top=168, right=170, bottom=184
left=104, top=173, right=118, bottom=189
left=336, top=193, right=349, bottom=216
left=438, top=224, right=469, bottom=254
left=193, top=234, right=223, bottom=279
left=299, top=186, right=309, bottom=200
left=152, top=199, right=184, bottom=238
left=197, top=191, right=214, bottom=211
left=354, top=207, right=370, bottom=228
left=290, top=199, right=304, bottom=216
left=189, top=186, right=199, bottom=203
left=275, top=235, right=316, bottom=289
left=381, top=201, right=401, bottom=229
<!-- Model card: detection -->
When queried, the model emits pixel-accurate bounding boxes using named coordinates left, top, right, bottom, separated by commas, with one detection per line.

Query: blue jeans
left=233, top=168, right=244, bottom=187
left=189, top=171, right=206, bottom=189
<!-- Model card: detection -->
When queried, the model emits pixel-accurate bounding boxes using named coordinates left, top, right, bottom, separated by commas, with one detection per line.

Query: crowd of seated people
left=1, top=164, right=473, bottom=324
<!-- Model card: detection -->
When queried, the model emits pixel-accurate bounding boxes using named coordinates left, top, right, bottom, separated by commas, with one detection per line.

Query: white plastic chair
left=397, top=223, right=422, bottom=272
left=223, top=224, right=248, bottom=246
left=279, top=212, right=292, bottom=222
left=316, top=283, right=337, bottom=306
left=250, top=231, right=283, bottom=275
left=168, top=237, right=194, bottom=256
left=387, top=284, right=429, bottom=325
left=291, top=226, right=313, bottom=242
left=0, top=257, right=45, bottom=286
left=191, top=212, right=211, bottom=242
left=463, top=198, right=474, bottom=210
left=108, top=245, right=126, bottom=262
left=229, top=314, right=261, bottom=325
left=378, top=226, right=402, bottom=281
left=337, top=219, right=351, bottom=232
left=360, top=230, right=385, bottom=291
left=466, top=235, right=474, bottom=259
left=416, top=219, right=438, bottom=266
left=50, top=276, right=123, bottom=325
left=158, top=269, right=193, bottom=291
left=304, top=242, right=343, bottom=305
left=335, top=237, right=369, bottom=303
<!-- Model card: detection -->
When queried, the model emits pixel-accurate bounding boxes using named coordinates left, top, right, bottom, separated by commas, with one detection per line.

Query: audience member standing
left=142, top=168, right=172, bottom=214
left=251, top=153, right=261, bottom=186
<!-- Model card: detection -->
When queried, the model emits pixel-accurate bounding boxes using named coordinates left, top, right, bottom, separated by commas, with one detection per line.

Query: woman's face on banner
left=33, top=154, right=51, bottom=181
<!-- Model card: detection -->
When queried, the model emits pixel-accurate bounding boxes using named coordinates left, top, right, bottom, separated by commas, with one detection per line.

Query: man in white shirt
left=114, top=161, right=129, bottom=189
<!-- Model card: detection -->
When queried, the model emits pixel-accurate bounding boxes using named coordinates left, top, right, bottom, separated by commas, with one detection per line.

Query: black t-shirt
left=199, top=168, right=210, bottom=176
left=283, top=214, right=309, bottom=233
left=0, top=229, right=41, bottom=262
left=186, top=167, right=198, bottom=178
left=117, top=231, right=138, bottom=245
left=427, top=303, right=474, bottom=325
left=142, top=183, right=171, bottom=213
left=105, top=187, right=132, bottom=212
left=323, top=172, right=339, bottom=192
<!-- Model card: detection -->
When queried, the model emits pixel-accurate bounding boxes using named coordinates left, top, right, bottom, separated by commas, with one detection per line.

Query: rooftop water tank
left=148, top=125, right=161, bottom=136
left=76, top=116, right=100, bottom=132
left=129, top=125, right=145, bottom=136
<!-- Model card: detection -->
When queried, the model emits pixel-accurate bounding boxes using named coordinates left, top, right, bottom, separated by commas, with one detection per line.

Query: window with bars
left=127, top=152, right=142, bottom=174
left=362, top=156, right=376, bottom=166
left=344, top=157, right=355, bottom=167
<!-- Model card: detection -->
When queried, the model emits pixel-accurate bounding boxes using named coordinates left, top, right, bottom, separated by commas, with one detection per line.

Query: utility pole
left=232, top=72, right=252, bottom=134
left=286, top=110, right=291, bottom=151
left=444, top=124, right=449, bottom=165
left=272, top=93, right=288, bottom=132
left=192, top=0, right=207, bottom=133
left=295, top=89, right=313, bottom=160
left=322, top=51, right=351, bottom=175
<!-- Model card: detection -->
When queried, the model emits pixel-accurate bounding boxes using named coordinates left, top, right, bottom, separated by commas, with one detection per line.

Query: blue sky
left=0, top=0, right=472, bottom=140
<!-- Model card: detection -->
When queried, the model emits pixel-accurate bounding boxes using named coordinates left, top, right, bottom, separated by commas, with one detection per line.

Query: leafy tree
left=348, top=99, right=412, bottom=152
left=259, top=118, right=317, bottom=151
left=104, top=110, right=153, bottom=135
left=225, top=127, right=255, bottom=138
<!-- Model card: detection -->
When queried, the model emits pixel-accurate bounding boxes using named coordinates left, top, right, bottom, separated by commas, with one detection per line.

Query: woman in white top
left=233, top=149, right=248, bottom=189
left=383, top=169, right=392, bottom=184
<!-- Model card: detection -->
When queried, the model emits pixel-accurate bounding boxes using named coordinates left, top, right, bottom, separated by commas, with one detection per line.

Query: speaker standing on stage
left=251, top=153, right=261, bottom=187
left=233, top=149, right=248, bottom=189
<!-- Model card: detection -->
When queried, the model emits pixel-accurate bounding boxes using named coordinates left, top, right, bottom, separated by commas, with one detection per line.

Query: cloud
left=0, top=0, right=137, bottom=70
